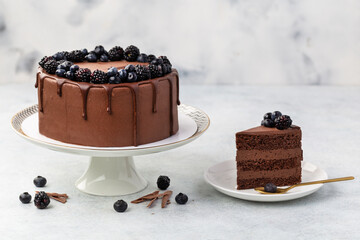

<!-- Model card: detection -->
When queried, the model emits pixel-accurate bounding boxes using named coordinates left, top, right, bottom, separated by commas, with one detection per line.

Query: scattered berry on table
left=75, top=68, right=91, bottom=82
left=113, top=200, right=128, bottom=212
left=175, top=193, right=188, bottom=204
left=264, top=183, right=277, bottom=193
left=90, top=70, right=108, bottom=84
left=271, top=111, right=282, bottom=121
left=34, top=191, right=50, bottom=209
left=275, top=115, right=292, bottom=130
left=124, top=45, right=140, bottom=61
left=157, top=175, right=170, bottom=190
left=19, top=192, right=32, bottom=204
left=263, top=119, right=275, bottom=128
left=33, top=176, right=47, bottom=187
left=108, top=46, right=124, bottom=61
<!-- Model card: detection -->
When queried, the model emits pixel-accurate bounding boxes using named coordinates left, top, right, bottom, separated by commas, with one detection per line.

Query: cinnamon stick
left=36, top=191, right=68, bottom=204
left=161, top=191, right=172, bottom=208
left=131, top=191, right=159, bottom=204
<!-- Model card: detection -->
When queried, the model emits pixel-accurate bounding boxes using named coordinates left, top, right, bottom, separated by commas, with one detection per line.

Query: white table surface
left=1, top=83, right=359, bottom=240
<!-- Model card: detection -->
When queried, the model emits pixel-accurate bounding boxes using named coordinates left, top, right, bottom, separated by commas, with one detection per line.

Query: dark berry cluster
left=261, top=111, right=293, bottom=130
left=38, top=45, right=173, bottom=84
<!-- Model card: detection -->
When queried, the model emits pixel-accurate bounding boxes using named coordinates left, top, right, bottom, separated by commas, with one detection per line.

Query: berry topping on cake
left=43, top=59, right=59, bottom=74
left=271, top=111, right=282, bottom=121
left=39, top=56, right=54, bottom=68
left=136, top=53, right=148, bottom=63
left=264, top=183, right=277, bottom=193
left=126, top=72, right=137, bottom=82
left=151, top=58, right=163, bottom=65
left=148, top=64, right=163, bottom=78
left=75, top=68, right=91, bottom=82
left=125, top=64, right=135, bottom=73
left=161, top=64, right=172, bottom=74
left=158, top=56, right=172, bottom=66
left=65, top=71, right=75, bottom=80
left=124, top=45, right=140, bottom=61
left=113, top=200, right=128, bottom=212
left=69, top=64, right=79, bottom=73
left=157, top=175, right=170, bottom=190
left=33, top=176, right=47, bottom=187
left=55, top=69, right=66, bottom=78
left=52, top=52, right=65, bottom=61
left=118, top=69, right=128, bottom=81
left=99, top=54, right=109, bottom=62
left=175, top=193, right=188, bottom=204
left=67, top=50, right=85, bottom=62
left=81, top=48, right=88, bottom=56
left=108, top=76, right=121, bottom=84
left=147, top=54, right=156, bottom=63
left=94, top=45, right=105, bottom=57
left=34, top=191, right=50, bottom=209
left=108, top=46, right=124, bottom=61
left=57, top=61, right=73, bottom=71
left=263, top=119, right=275, bottom=128
left=135, top=65, right=151, bottom=81
left=19, top=192, right=32, bottom=204
left=275, top=115, right=292, bottom=130
left=263, top=112, right=272, bottom=120
left=107, top=67, right=118, bottom=77
left=85, top=53, right=97, bottom=62
left=90, top=69, right=107, bottom=84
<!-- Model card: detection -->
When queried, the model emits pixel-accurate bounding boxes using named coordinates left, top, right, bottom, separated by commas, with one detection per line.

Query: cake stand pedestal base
left=75, top=156, right=147, bottom=196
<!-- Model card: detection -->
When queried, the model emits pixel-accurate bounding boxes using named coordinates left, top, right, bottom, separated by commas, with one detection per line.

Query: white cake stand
left=11, top=104, right=210, bottom=196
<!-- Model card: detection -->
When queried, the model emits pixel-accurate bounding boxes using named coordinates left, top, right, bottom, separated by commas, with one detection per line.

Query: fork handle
left=292, top=176, right=355, bottom=189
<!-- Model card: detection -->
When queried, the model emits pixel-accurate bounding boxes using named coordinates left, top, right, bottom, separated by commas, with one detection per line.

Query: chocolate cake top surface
left=237, top=125, right=300, bottom=136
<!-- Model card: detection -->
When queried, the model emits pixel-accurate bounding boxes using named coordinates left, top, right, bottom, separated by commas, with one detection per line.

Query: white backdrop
left=0, top=0, right=359, bottom=85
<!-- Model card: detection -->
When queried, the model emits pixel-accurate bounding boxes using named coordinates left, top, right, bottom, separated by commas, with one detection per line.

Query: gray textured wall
left=0, top=0, right=359, bottom=85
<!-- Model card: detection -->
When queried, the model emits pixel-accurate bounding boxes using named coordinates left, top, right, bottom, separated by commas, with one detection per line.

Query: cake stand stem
left=75, top=156, right=147, bottom=196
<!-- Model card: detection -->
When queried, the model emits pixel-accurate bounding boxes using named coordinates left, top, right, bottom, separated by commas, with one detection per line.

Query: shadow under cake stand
left=11, top=104, right=210, bottom=196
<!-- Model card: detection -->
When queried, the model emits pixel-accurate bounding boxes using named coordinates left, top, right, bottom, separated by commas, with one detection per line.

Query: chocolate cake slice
left=235, top=125, right=302, bottom=190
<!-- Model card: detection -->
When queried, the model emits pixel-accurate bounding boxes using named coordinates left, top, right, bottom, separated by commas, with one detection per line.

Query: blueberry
left=127, top=72, right=137, bottom=82
left=263, top=112, right=272, bottom=120
left=33, top=176, right=47, bottom=187
left=261, top=120, right=264, bottom=126
left=108, top=76, right=121, bottom=84
left=19, top=192, right=32, bottom=204
left=94, top=45, right=105, bottom=56
left=136, top=53, right=148, bottom=63
left=55, top=69, right=66, bottom=77
left=263, top=119, right=275, bottom=128
left=65, top=71, right=75, bottom=80
left=107, top=67, right=118, bottom=77
left=85, top=53, right=97, bottom=62
left=175, top=193, right=188, bottom=204
left=264, top=183, right=277, bottom=193
left=70, top=64, right=79, bottom=73
left=113, top=200, right=128, bottom=212
left=52, top=52, right=64, bottom=61
left=157, top=176, right=170, bottom=190
left=125, top=64, right=135, bottom=72
left=81, top=48, right=88, bottom=56
left=147, top=54, right=156, bottom=62
left=271, top=111, right=282, bottom=121
left=99, top=54, right=109, bottom=62
left=151, top=58, right=164, bottom=65
left=118, top=69, right=128, bottom=81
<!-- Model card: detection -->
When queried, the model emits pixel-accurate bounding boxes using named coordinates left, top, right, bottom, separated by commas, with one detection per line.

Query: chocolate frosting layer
left=236, top=148, right=303, bottom=161
left=237, top=167, right=301, bottom=179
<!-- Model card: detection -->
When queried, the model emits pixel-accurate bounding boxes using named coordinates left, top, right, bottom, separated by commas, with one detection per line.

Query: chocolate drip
left=36, top=68, right=180, bottom=146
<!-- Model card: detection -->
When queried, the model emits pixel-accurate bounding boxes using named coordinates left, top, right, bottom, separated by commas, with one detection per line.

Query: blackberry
left=34, top=176, right=47, bottom=187
left=43, top=60, right=59, bottom=74
left=124, top=45, right=140, bottom=61
left=113, top=200, right=128, bottom=212
left=34, top=191, right=50, bottom=209
left=63, top=51, right=70, bottom=60
left=148, top=64, right=163, bottom=78
left=264, top=183, right=277, bottom=193
left=19, top=192, right=32, bottom=204
left=175, top=193, right=188, bottom=204
left=147, top=54, right=156, bottom=63
left=67, top=50, right=85, bottom=62
left=135, top=65, right=151, bottom=81
left=158, top=56, right=172, bottom=66
left=108, top=46, right=124, bottom=61
left=157, top=175, right=170, bottom=190
left=56, top=59, right=67, bottom=66
left=90, top=70, right=107, bottom=84
left=75, top=68, right=91, bottom=82
left=39, top=56, right=53, bottom=68
left=274, top=115, right=292, bottom=130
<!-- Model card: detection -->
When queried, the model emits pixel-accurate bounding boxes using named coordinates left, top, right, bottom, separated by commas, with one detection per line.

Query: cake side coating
left=36, top=63, right=180, bottom=147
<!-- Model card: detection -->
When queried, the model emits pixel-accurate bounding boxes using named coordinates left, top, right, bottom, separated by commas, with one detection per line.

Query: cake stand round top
left=11, top=104, right=210, bottom=157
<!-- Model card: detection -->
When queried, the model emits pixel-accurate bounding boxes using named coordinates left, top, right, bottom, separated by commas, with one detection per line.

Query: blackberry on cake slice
left=124, top=45, right=140, bottom=61
left=90, top=69, right=108, bottom=84
left=39, top=56, right=53, bottom=68
left=108, top=46, right=124, bottom=61
left=148, top=64, right=163, bottom=78
left=135, top=65, right=151, bottom=81
left=75, top=68, right=91, bottom=82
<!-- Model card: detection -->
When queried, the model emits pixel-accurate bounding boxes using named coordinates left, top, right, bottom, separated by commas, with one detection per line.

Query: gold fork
left=254, top=176, right=355, bottom=194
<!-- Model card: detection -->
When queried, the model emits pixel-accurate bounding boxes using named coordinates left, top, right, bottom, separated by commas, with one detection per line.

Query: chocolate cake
left=36, top=45, right=179, bottom=147
left=235, top=125, right=303, bottom=190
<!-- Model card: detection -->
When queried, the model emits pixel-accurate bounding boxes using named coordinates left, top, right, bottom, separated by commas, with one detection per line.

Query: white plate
left=204, top=160, right=328, bottom=202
